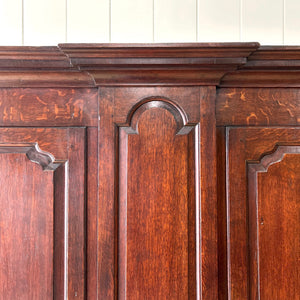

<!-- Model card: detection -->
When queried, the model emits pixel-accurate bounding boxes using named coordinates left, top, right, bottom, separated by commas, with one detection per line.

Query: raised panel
left=118, top=100, right=198, bottom=298
left=99, top=87, right=217, bottom=299
left=248, top=146, right=300, bottom=299
left=225, top=127, right=300, bottom=299
left=0, top=152, right=54, bottom=299
left=0, top=128, right=86, bottom=299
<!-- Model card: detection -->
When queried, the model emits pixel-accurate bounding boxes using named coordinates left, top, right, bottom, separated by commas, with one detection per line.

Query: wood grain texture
left=97, top=86, right=218, bottom=298
left=217, top=88, right=300, bottom=126
left=119, top=104, right=196, bottom=298
left=0, top=128, right=86, bottom=300
left=199, top=86, right=218, bottom=299
left=0, top=88, right=98, bottom=126
left=86, top=127, right=98, bottom=299
left=0, top=153, right=53, bottom=299
left=59, top=43, right=258, bottom=86
left=2, top=44, right=300, bottom=87
left=216, top=127, right=227, bottom=300
left=98, top=88, right=116, bottom=299
left=248, top=146, right=300, bottom=299
left=226, top=127, right=300, bottom=299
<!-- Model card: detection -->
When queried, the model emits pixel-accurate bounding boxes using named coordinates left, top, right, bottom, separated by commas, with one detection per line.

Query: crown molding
left=220, top=46, right=300, bottom=87
left=0, top=43, right=300, bottom=87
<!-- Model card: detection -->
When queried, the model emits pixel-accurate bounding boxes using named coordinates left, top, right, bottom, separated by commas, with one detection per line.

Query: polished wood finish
left=0, top=43, right=299, bottom=299
left=224, top=127, right=300, bottom=299
left=0, top=128, right=86, bottom=299
left=217, top=88, right=300, bottom=126
left=98, top=86, right=217, bottom=299
left=248, top=146, right=300, bottom=299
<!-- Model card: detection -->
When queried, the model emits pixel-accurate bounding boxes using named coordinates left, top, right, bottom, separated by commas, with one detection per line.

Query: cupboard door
left=0, top=128, right=86, bottom=300
left=226, top=127, right=300, bottom=299
left=99, top=87, right=218, bottom=299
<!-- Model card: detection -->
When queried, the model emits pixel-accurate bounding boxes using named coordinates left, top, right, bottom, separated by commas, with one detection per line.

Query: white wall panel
left=111, top=0, right=153, bottom=42
left=242, top=0, right=283, bottom=44
left=154, top=0, right=197, bottom=42
left=198, top=0, right=240, bottom=42
left=0, top=0, right=22, bottom=45
left=23, top=0, right=66, bottom=45
left=67, top=0, right=109, bottom=42
left=284, top=0, right=300, bottom=45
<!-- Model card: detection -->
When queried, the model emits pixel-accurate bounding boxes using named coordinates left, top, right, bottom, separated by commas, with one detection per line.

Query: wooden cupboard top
left=1, top=43, right=300, bottom=87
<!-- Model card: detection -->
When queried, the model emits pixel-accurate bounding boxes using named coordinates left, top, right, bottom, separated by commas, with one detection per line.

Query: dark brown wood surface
left=98, top=86, right=218, bottom=299
left=224, top=127, right=300, bottom=299
left=248, top=146, right=300, bottom=299
left=217, top=88, right=300, bottom=126
left=0, top=128, right=86, bottom=299
left=0, top=153, right=53, bottom=299
left=119, top=106, right=194, bottom=298
left=0, top=44, right=300, bottom=299
left=0, top=88, right=98, bottom=127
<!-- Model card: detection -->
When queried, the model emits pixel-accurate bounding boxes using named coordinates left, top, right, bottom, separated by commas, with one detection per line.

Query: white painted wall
left=0, top=0, right=299, bottom=45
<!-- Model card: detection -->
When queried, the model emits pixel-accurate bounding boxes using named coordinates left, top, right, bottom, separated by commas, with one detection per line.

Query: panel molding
left=0, top=143, right=64, bottom=170
left=117, top=98, right=200, bottom=298
left=124, top=98, right=189, bottom=134
left=247, top=145, right=300, bottom=299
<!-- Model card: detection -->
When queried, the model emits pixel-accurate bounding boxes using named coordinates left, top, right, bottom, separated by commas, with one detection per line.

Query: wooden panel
left=98, top=86, right=218, bottom=298
left=198, top=0, right=240, bottom=42
left=248, top=146, right=300, bottom=299
left=242, top=0, right=283, bottom=44
left=111, top=0, right=153, bottom=42
left=0, top=153, right=53, bottom=299
left=24, top=0, right=66, bottom=45
left=0, top=0, right=22, bottom=45
left=118, top=102, right=197, bottom=298
left=0, top=128, right=86, bottom=299
left=86, top=127, right=98, bottom=299
left=67, top=0, right=109, bottom=42
left=226, top=127, right=300, bottom=299
left=0, top=88, right=98, bottom=126
left=285, top=0, right=300, bottom=45
left=216, top=88, right=300, bottom=126
left=216, top=127, right=227, bottom=300
left=98, top=88, right=115, bottom=299
left=154, top=0, right=196, bottom=42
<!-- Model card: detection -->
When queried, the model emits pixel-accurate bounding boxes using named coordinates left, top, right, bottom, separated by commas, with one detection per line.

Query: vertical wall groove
left=109, top=0, right=112, bottom=42
left=196, top=0, right=199, bottom=41
left=240, top=0, right=243, bottom=41
left=283, top=0, right=286, bottom=44
left=22, top=0, right=24, bottom=45
left=65, top=0, right=68, bottom=42
left=152, top=0, right=155, bottom=42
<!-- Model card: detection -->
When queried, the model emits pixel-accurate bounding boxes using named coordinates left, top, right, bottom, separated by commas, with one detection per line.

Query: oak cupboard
left=0, top=44, right=298, bottom=299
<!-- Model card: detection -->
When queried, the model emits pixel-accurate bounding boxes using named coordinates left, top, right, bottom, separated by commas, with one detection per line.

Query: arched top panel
left=124, top=97, right=191, bottom=135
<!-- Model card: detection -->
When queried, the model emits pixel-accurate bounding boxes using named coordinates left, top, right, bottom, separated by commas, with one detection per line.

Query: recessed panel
left=119, top=105, right=197, bottom=298
left=257, top=154, right=299, bottom=299
left=0, top=153, right=53, bottom=299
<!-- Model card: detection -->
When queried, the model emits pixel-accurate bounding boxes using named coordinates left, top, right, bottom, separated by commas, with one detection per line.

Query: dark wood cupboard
left=0, top=44, right=299, bottom=299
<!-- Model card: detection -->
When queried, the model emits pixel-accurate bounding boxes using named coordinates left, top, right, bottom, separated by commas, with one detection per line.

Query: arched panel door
left=118, top=100, right=198, bottom=298
left=98, top=87, right=218, bottom=299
